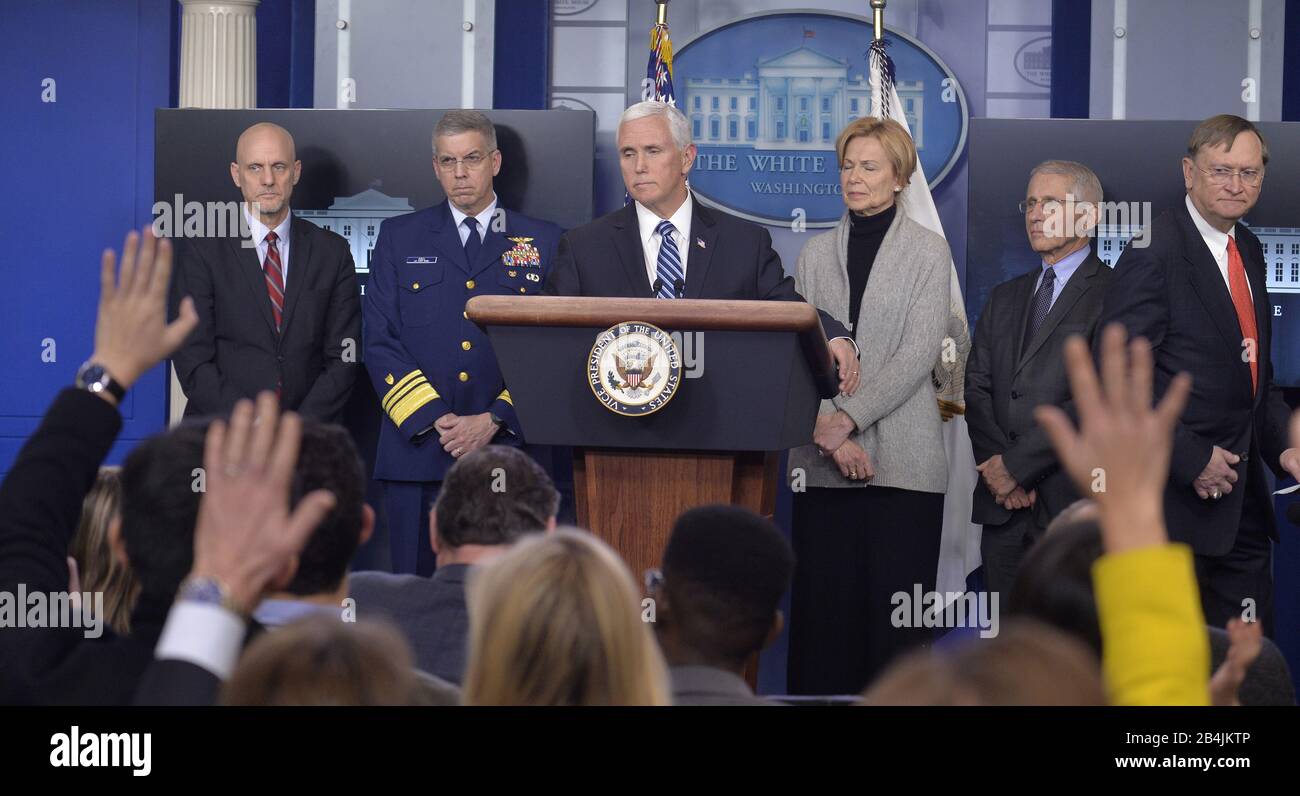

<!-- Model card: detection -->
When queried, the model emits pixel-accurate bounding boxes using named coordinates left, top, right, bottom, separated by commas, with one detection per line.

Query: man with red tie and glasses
left=170, top=122, right=361, bottom=423
left=1099, top=114, right=1300, bottom=635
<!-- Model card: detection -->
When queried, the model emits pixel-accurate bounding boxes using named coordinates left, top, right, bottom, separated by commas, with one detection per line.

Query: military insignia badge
left=502, top=237, right=542, bottom=269
left=588, top=322, right=682, bottom=416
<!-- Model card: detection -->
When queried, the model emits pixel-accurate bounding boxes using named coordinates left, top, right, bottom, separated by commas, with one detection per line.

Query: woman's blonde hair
left=464, top=529, right=670, bottom=706
left=835, top=116, right=918, bottom=186
left=69, top=467, right=138, bottom=635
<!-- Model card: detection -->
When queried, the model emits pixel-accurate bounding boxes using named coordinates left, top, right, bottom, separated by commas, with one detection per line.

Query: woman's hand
left=814, top=410, right=856, bottom=455
left=832, top=439, right=875, bottom=481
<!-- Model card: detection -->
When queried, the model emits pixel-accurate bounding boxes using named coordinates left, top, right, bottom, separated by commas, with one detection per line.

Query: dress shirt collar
left=1185, top=193, right=1235, bottom=259
left=1040, top=243, right=1091, bottom=285
left=449, top=194, right=499, bottom=237
left=635, top=192, right=693, bottom=246
left=243, top=205, right=292, bottom=247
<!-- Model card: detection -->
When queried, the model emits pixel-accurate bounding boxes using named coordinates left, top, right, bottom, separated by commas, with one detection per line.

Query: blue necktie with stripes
left=655, top=219, right=683, bottom=299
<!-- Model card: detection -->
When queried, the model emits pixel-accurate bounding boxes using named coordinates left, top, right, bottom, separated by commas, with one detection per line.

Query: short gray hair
left=1028, top=160, right=1103, bottom=205
left=433, top=110, right=497, bottom=153
left=618, top=100, right=692, bottom=151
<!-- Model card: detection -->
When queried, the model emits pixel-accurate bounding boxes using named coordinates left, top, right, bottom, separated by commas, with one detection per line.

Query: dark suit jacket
left=0, top=389, right=173, bottom=705
left=966, top=252, right=1113, bottom=526
left=349, top=564, right=470, bottom=685
left=543, top=196, right=850, bottom=340
left=170, top=214, right=361, bottom=422
left=1098, top=202, right=1292, bottom=555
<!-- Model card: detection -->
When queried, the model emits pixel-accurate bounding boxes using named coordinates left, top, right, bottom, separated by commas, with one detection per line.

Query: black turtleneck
left=847, top=203, right=896, bottom=334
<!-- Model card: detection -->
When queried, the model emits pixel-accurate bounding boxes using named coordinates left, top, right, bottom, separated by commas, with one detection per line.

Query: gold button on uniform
left=412, top=282, right=419, bottom=290
left=465, top=279, right=475, bottom=289
left=520, top=287, right=527, bottom=293
left=458, top=372, right=469, bottom=382
left=461, top=341, right=472, bottom=350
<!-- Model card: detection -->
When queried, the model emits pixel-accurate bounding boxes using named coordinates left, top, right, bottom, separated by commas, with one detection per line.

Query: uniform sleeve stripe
left=384, top=377, right=437, bottom=416
left=382, top=370, right=426, bottom=411
left=389, top=383, right=440, bottom=427
left=497, top=389, right=512, bottom=406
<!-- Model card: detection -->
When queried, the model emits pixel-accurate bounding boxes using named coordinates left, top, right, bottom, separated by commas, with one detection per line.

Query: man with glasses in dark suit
left=1099, top=115, right=1300, bottom=635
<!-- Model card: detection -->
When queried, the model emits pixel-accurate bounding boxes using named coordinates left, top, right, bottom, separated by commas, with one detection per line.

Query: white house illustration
left=299, top=188, right=414, bottom=273
left=1097, top=224, right=1300, bottom=294
left=685, top=46, right=924, bottom=151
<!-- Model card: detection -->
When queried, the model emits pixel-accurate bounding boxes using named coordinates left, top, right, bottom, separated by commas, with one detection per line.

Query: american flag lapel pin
left=697, top=237, right=706, bottom=249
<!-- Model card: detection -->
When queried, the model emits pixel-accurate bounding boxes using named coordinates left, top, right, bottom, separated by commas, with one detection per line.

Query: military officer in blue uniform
left=364, top=110, right=561, bottom=575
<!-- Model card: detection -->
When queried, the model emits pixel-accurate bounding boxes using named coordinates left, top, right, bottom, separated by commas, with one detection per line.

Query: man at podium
left=543, top=101, right=861, bottom=395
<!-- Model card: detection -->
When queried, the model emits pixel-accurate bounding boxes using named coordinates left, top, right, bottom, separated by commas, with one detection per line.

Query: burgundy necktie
left=264, top=230, right=285, bottom=333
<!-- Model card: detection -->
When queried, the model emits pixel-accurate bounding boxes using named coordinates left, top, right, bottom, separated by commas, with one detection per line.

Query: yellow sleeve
left=1092, top=543, right=1210, bottom=706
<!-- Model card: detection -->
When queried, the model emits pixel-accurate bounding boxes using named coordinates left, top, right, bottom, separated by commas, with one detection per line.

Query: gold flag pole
left=656, top=0, right=668, bottom=26
left=871, top=0, right=886, bottom=41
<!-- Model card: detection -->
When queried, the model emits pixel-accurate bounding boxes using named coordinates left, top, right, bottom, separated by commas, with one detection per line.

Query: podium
left=467, top=296, right=837, bottom=581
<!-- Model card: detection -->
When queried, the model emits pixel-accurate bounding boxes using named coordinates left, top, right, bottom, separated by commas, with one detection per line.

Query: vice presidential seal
left=589, top=322, right=682, bottom=416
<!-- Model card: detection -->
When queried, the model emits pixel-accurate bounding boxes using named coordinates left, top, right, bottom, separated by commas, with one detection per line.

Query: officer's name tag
left=405, top=256, right=438, bottom=264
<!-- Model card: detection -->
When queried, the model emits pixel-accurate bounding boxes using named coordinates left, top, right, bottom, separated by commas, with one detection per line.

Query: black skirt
left=787, top=484, right=944, bottom=696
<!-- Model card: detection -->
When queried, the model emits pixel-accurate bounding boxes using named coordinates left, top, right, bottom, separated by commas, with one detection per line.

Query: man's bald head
left=230, top=122, right=301, bottom=226
left=235, top=122, right=297, bottom=162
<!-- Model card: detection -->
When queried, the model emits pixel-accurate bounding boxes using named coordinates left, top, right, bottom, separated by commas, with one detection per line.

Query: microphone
left=651, top=278, right=663, bottom=298
left=673, top=278, right=685, bottom=298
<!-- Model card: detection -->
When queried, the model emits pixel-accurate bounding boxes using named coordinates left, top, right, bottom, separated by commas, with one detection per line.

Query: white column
left=1111, top=0, right=1127, bottom=120
left=178, top=0, right=260, bottom=109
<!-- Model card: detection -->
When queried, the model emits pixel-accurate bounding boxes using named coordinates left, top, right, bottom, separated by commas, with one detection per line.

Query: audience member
left=68, top=466, right=138, bottom=636
left=350, top=445, right=558, bottom=684
left=222, top=616, right=417, bottom=706
left=463, top=529, right=669, bottom=706
left=653, top=505, right=792, bottom=706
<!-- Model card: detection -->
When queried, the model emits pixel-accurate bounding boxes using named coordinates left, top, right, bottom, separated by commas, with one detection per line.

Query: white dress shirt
left=243, top=206, right=292, bottom=285
left=1185, top=193, right=1251, bottom=301
left=635, top=193, right=693, bottom=293
left=449, top=194, right=499, bottom=246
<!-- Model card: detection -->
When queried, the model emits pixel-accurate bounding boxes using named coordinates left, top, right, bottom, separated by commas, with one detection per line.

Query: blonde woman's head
left=464, top=528, right=670, bottom=706
left=69, top=467, right=137, bottom=635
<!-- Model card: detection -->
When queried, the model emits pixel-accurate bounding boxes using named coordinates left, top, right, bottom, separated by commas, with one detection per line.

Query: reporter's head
left=222, top=616, right=416, bottom=706
left=464, top=529, right=669, bottom=706
left=432, top=445, right=559, bottom=555
left=279, top=422, right=371, bottom=598
left=119, top=422, right=209, bottom=598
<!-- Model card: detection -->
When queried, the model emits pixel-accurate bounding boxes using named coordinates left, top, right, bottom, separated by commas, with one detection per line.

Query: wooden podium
left=466, top=296, right=836, bottom=581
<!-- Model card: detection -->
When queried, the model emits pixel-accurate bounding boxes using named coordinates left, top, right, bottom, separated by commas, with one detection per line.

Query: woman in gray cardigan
left=787, top=118, right=950, bottom=695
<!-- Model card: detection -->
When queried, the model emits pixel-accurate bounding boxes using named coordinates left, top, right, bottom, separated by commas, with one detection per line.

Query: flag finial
left=656, top=0, right=668, bottom=27
left=871, top=0, right=887, bottom=42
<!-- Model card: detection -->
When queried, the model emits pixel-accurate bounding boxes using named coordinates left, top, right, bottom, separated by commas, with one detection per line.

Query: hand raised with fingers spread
left=92, top=227, right=199, bottom=390
left=1034, top=323, right=1192, bottom=554
left=188, top=392, right=337, bottom=615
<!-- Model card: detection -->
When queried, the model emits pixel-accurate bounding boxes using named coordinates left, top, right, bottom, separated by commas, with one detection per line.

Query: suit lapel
left=228, top=233, right=279, bottom=339
left=278, top=216, right=311, bottom=336
left=1179, top=204, right=1245, bottom=353
left=1015, top=253, right=1101, bottom=372
left=682, top=197, right=717, bottom=299
left=432, top=202, right=471, bottom=274
left=611, top=203, right=653, bottom=297
left=1010, top=268, right=1039, bottom=364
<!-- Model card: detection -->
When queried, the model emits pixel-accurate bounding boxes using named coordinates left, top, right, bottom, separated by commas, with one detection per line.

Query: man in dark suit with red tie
left=170, top=122, right=361, bottom=422
left=1099, top=115, right=1300, bottom=634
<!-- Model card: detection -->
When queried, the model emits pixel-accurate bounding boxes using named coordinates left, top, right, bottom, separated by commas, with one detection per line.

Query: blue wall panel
left=0, top=0, right=173, bottom=476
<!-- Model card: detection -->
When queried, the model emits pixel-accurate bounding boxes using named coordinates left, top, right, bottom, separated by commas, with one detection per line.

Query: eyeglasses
left=436, top=150, right=495, bottom=171
left=1018, top=197, right=1065, bottom=214
left=1194, top=165, right=1263, bottom=187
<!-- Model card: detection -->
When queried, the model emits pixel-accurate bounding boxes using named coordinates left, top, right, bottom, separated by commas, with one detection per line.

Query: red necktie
left=1226, top=236, right=1257, bottom=394
left=263, top=230, right=285, bottom=333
